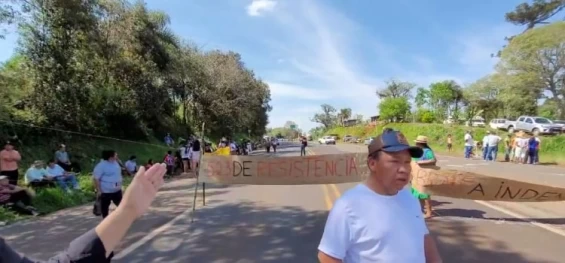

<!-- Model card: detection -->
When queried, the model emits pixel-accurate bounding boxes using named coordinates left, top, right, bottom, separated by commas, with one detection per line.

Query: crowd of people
left=0, top=142, right=85, bottom=216
left=461, top=130, right=541, bottom=164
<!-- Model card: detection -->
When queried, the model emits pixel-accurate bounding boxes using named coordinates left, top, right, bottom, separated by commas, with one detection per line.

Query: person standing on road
left=411, top=135, right=437, bottom=219
left=191, top=137, right=201, bottom=175
left=481, top=131, right=491, bottom=161
left=318, top=130, right=442, bottom=263
left=504, top=134, right=512, bottom=162
left=300, top=136, right=307, bottom=156
left=463, top=131, right=473, bottom=159
left=0, top=141, right=21, bottom=186
left=93, top=150, right=124, bottom=219
left=486, top=132, right=501, bottom=161
left=446, top=134, right=452, bottom=152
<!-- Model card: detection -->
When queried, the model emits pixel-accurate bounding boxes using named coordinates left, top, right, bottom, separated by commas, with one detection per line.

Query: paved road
left=2, top=143, right=565, bottom=262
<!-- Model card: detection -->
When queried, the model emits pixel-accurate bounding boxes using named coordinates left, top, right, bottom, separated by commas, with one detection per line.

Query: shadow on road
left=119, top=201, right=327, bottom=263
left=427, top=219, right=551, bottom=263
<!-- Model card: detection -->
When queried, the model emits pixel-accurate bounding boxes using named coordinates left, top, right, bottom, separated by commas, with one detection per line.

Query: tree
left=498, top=21, right=565, bottom=119
left=463, top=76, right=505, bottom=122
left=376, top=79, right=416, bottom=99
left=428, top=80, right=463, bottom=122
left=378, top=97, right=411, bottom=122
left=506, top=0, right=565, bottom=32
left=284, top=121, right=297, bottom=129
left=311, top=104, right=337, bottom=128
left=337, top=108, right=352, bottom=126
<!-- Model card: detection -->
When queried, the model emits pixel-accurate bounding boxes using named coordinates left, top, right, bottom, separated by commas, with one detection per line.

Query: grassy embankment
left=0, top=132, right=171, bottom=223
left=326, top=123, right=565, bottom=164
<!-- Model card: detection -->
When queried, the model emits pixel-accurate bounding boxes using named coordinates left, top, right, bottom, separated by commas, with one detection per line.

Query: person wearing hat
left=24, top=160, right=56, bottom=188
left=0, top=175, right=39, bottom=216
left=411, top=135, right=437, bottom=219
left=318, top=130, right=441, bottom=263
left=0, top=141, right=21, bottom=185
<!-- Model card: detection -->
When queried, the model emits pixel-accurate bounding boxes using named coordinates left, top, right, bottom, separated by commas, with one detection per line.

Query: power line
left=0, top=119, right=170, bottom=149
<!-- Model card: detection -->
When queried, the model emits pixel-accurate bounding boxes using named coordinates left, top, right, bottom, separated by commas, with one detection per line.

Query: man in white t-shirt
left=318, top=130, right=442, bottom=263
left=486, top=132, right=501, bottom=161
left=463, top=131, right=474, bottom=159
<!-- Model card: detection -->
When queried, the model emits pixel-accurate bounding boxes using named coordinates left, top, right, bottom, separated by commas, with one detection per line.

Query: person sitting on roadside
left=124, top=155, right=138, bottom=176
left=0, top=164, right=167, bottom=262
left=0, top=141, right=22, bottom=186
left=0, top=175, right=39, bottom=216
left=24, top=160, right=56, bottom=188
left=47, top=159, right=80, bottom=191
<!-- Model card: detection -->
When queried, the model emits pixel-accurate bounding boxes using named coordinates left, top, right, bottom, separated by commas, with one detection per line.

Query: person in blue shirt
left=47, top=159, right=80, bottom=191
left=411, top=135, right=437, bottom=219
left=93, top=150, right=123, bottom=218
left=527, top=135, right=539, bottom=165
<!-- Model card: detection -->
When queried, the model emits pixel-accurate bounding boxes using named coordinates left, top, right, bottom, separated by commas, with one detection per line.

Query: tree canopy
left=0, top=0, right=271, bottom=141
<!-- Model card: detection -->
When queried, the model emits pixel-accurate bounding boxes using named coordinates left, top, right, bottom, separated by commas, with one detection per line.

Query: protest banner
left=411, top=163, right=565, bottom=202
left=200, top=153, right=367, bottom=185
left=200, top=153, right=565, bottom=202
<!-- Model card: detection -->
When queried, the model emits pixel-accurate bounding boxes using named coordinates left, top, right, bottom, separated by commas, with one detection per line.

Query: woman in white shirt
left=179, top=143, right=191, bottom=173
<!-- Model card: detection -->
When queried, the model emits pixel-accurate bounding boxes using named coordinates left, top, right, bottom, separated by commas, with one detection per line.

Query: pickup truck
left=318, top=136, right=336, bottom=145
left=503, top=116, right=562, bottom=135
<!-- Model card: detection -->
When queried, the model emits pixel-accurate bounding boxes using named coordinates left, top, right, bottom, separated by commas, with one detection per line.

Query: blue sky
left=0, top=0, right=531, bottom=132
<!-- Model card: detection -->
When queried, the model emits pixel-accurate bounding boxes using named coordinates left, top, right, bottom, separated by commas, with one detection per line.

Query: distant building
left=344, top=119, right=360, bottom=127
left=369, top=115, right=380, bottom=126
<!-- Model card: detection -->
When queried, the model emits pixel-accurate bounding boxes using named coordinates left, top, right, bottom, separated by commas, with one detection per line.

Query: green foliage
left=498, top=21, right=565, bottom=119
left=378, top=97, right=411, bottom=122
left=414, top=109, right=436, bottom=123
left=327, top=124, right=565, bottom=163
left=311, top=104, right=338, bottom=128
left=0, top=129, right=157, bottom=223
left=1, top=0, right=270, bottom=143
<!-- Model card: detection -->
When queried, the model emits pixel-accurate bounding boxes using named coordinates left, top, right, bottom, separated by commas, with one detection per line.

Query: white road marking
left=113, top=208, right=191, bottom=259
left=475, top=200, right=565, bottom=238
left=446, top=164, right=465, bottom=168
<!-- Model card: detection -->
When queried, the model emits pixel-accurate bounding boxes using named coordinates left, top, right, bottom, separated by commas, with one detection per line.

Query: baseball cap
left=368, top=130, right=423, bottom=158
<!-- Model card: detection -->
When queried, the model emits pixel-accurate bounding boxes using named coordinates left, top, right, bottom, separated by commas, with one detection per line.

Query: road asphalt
left=2, top=142, right=565, bottom=262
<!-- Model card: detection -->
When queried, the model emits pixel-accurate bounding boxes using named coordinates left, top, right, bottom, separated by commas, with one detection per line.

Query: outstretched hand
left=121, top=163, right=167, bottom=218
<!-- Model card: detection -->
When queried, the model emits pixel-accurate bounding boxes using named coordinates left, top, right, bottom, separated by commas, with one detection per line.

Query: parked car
left=351, top=136, right=361, bottom=143
left=363, top=137, right=374, bottom=145
left=318, top=136, right=336, bottom=145
left=489, top=119, right=507, bottom=130
left=343, top=135, right=353, bottom=142
left=503, top=116, right=561, bottom=135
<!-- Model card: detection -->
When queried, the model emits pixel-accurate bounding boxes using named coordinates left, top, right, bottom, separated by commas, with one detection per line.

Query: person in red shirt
left=0, top=141, right=22, bottom=185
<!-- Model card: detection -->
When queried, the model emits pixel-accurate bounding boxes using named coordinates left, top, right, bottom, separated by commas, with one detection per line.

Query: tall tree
left=506, top=0, right=565, bottom=31
left=376, top=79, right=416, bottom=99
left=311, top=104, right=337, bottom=128
left=498, top=21, right=565, bottom=119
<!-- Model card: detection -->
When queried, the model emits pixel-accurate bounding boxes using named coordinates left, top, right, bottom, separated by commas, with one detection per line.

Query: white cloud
left=246, top=0, right=277, bottom=16
left=267, top=81, right=330, bottom=100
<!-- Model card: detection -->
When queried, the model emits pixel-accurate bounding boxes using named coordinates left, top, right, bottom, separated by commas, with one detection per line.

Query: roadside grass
left=0, top=134, right=168, bottom=224
left=327, top=123, right=565, bottom=164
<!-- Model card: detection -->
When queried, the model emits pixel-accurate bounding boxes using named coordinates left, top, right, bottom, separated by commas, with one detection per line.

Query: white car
left=318, top=136, right=336, bottom=145
left=489, top=119, right=507, bottom=130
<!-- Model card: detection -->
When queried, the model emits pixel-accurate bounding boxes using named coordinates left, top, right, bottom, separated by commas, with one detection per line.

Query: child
left=163, top=151, right=175, bottom=176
